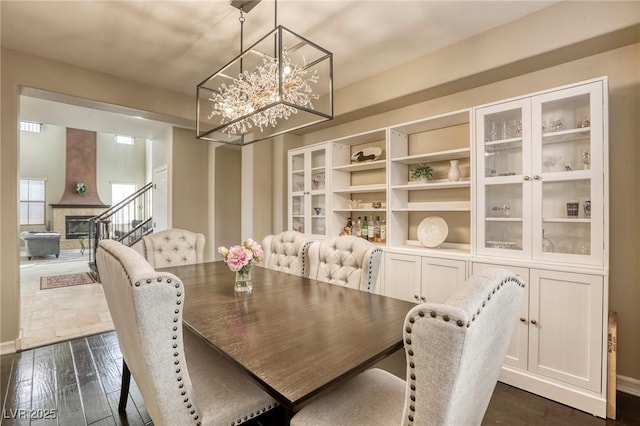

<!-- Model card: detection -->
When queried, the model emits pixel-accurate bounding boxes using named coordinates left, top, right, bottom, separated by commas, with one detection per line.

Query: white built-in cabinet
left=286, top=77, right=609, bottom=417
left=475, top=81, right=605, bottom=266
left=384, top=252, right=467, bottom=304
left=473, top=262, right=605, bottom=394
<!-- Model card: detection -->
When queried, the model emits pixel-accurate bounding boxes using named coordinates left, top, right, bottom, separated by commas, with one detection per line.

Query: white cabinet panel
left=529, top=269, right=603, bottom=392
left=384, top=252, right=421, bottom=303
left=421, top=257, right=467, bottom=304
left=472, top=262, right=530, bottom=370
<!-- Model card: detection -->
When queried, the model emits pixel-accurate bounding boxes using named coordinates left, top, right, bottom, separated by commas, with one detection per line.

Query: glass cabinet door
left=288, top=145, right=328, bottom=237
left=476, top=81, right=605, bottom=266
left=531, top=82, right=604, bottom=265
left=476, top=99, right=532, bottom=258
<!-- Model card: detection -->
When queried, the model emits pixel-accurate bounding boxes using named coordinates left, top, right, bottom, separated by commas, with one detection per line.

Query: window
left=20, top=179, right=46, bottom=225
left=20, top=121, right=42, bottom=133
left=115, top=134, right=135, bottom=145
left=111, top=183, right=137, bottom=226
left=111, top=183, right=137, bottom=204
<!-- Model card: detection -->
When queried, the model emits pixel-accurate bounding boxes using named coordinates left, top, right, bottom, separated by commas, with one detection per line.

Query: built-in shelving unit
left=387, top=109, right=472, bottom=254
left=330, top=129, right=388, bottom=238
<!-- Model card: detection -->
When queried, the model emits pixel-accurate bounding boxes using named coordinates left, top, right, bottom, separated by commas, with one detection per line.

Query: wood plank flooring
left=2, top=331, right=639, bottom=425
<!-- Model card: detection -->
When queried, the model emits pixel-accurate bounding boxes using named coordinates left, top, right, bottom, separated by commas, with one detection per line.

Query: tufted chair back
left=97, top=239, right=201, bottom=425
left=307, top=236, right=383, bottom=292
left=262, top=231, right=312, bottom=276
left=142, top=228, right=205, bottom=268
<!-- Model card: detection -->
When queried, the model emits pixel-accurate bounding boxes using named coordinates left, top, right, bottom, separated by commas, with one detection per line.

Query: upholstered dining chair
left=291, top=268, right=525, bottom=426
left=261, top=230, right=312, bottom=276
left=307, top=235, right=384, bottom=292
left=96, top=239, right=278, bottom=426
left=141, top=228, right=205, bottom=268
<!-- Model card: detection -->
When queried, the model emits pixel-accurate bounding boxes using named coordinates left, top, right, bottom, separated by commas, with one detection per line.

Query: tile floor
left=19, top=249, right=114, bottom=349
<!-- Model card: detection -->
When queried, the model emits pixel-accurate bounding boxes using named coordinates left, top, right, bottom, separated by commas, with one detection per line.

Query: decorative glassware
left=581, top=151, right=590, bottom=170
left=566, top=200, right=579, bottom=218
left=542, top=229, right=554, bottom=253
left=583, top=200, right=591, bottom=218
left=235, top=269, right=253, bottom=293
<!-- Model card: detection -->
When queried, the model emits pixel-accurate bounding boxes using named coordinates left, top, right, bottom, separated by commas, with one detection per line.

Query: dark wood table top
left=159, top=261, right=415, bottom=412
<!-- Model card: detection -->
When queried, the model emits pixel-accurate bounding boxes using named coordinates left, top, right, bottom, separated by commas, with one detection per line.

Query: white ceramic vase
left=448, top=160, right=461, bottom=182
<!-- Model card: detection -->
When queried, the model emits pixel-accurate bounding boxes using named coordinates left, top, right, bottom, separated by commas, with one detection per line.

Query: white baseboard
left=618, top=375, right=640, bottom=397
left=0, top=340, right=17, bottom=355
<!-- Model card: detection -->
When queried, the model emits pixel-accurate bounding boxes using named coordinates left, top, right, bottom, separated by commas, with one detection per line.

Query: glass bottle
left=362, top=216, right=369, bottom=240
left=345, top=217, right=353, bottom=235
left=380, top=219, right=387, bottom=242
left=368, top=216, right=375, bottom=240
left=542, top=229, right=554, bottom=253
left=354, top=217, right=362, bottom=238
left=374, top=216, right=381, bottom=242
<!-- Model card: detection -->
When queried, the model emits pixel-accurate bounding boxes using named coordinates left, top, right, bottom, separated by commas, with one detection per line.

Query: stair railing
left=89, top=182, right=153, bottom=275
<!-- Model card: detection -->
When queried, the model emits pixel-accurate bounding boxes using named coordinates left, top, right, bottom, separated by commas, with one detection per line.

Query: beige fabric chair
left=141, top=228, right=205, bottom=268
left=307, top=236, right=383, bottom=292
left=261, top=231, right=312, bottom=276
left=291, top=268, right=525, bottom=426
left=96, top=239, right=278, bottom=426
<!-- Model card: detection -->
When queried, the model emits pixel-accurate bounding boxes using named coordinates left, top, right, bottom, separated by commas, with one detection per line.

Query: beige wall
left=18, top=124, right=66, bottom=231
left=96, top=133, right=147, bottom=203
left=171, top=127, right=210, bottom=258
left=214, top=146, right=241, bottom=256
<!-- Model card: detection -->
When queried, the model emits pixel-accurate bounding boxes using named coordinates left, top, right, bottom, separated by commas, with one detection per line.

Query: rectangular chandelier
left=196, top=25, right=333, bottom=146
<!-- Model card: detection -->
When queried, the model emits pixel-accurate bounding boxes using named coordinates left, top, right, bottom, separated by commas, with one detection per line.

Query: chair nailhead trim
left=400, top=274, right=525, bottom=425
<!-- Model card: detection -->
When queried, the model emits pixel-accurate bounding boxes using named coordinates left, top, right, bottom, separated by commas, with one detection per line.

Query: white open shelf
left=333, top=184, right=387, bottom=194
left=392, top=178, right=470, bottom=190
left=392, top=147, right=470, bottom=165
left=392, top=201, right=471, bottom=211
left=333, top=159, right=386, bottom=172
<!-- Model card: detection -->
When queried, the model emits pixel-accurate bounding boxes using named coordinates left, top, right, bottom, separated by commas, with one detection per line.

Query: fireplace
left=65, top=215, right=93, bottom=239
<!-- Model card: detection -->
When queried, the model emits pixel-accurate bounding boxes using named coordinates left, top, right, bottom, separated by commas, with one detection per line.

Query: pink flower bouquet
left=218, top=238, right=264, bottom=274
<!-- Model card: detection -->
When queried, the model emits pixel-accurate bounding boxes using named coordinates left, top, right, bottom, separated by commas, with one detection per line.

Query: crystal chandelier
left=196, top=0, right=333, bottom=146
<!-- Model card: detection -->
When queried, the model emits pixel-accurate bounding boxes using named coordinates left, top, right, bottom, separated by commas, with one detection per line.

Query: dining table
left=159, top=261, right=416, bottom=421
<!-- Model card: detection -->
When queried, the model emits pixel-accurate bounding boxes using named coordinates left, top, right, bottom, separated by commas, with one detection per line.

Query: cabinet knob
left=530, top=319, right=538, bottom=325
left=520, top=317, right=527, bottom=323
left=420, top=296, right=426, bottom=302
left=414, top=295, right=419, bottom=300
left=524, top=176, right=530, bottom=181
left=533, top=175, right=541, bottom=180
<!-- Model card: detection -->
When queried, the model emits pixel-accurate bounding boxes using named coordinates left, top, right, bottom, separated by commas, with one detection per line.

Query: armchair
left=261, top=231, right=312, bottom=276
left=96, top=239, right=278, bottom=425
left=307, top=235, right=383, bottom=292
left=141, top=228, right=205, bottom=268
left=291, top=268, right=525, bottom=425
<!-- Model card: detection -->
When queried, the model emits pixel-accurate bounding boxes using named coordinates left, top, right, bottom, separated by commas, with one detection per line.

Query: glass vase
left=235, top=269, right=253, bottom=293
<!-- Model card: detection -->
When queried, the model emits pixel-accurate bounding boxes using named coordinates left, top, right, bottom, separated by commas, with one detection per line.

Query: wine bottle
left=362, top=216, right=369, bottom=240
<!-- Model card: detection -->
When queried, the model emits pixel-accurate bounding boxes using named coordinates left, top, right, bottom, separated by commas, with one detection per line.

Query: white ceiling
left=3, top=0, right=556, bottom=135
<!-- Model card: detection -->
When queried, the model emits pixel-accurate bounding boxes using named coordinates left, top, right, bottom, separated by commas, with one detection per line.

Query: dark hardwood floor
left=1, top=331, right=639, bottom=425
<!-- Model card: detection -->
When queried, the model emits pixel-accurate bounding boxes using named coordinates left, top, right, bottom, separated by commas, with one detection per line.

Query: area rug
left=40, top=272, right=96, bottom=290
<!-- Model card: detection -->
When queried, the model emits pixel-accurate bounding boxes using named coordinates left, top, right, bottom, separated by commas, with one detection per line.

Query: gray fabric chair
left=291, top=268, right=525, bottom=426
left=96, top=239, right=278, bottom=426
left=141, top=228, right=205, bottom=268
left=307, top=235, right=383, bottom=292
left=261, top=231, right=312, bottom=276
left=20, top=231, right=61, bottom=259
